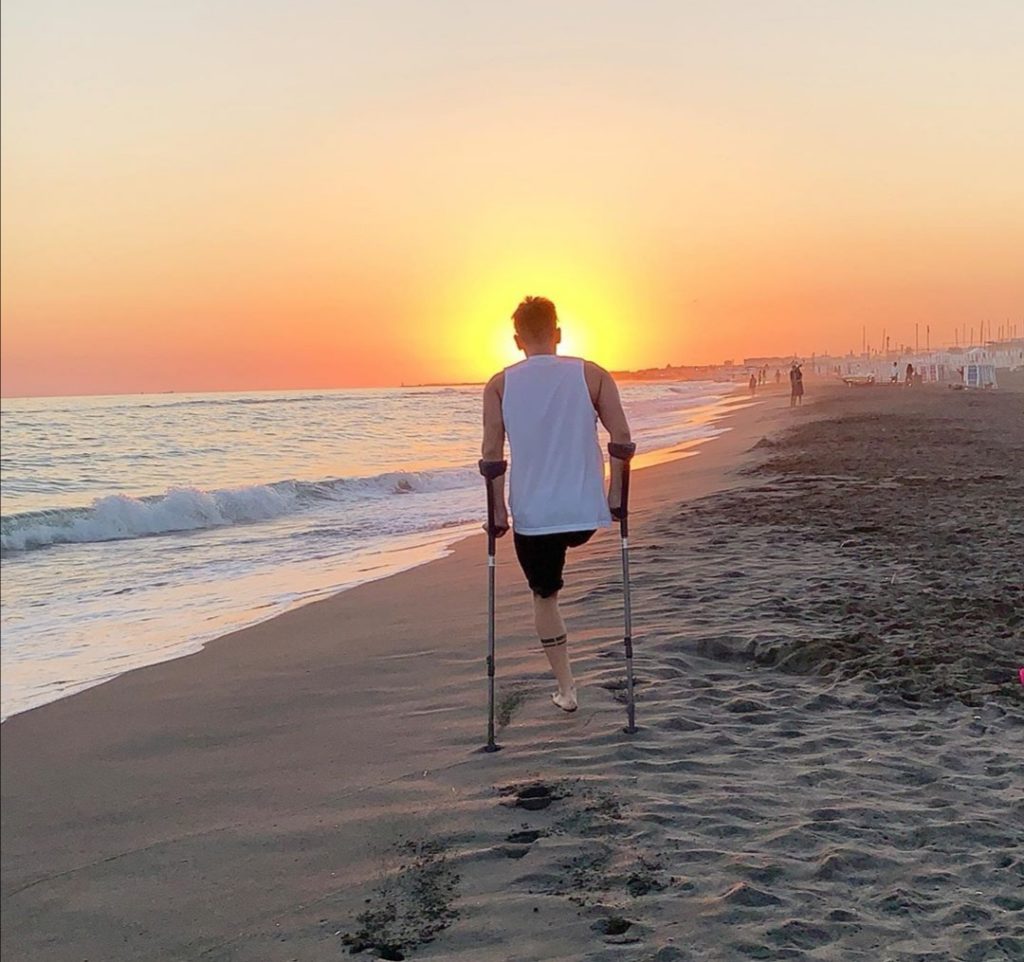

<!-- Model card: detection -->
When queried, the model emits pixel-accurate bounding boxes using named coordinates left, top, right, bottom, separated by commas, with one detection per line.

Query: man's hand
left=494, top=504, right=510, bottom=537
left=483, top=503, right=510, bottom=537
left=607, top=473, right=624, bottom=519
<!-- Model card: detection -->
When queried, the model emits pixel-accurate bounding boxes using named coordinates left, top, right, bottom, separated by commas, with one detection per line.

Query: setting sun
left=432, top=241, right=659, bottom=382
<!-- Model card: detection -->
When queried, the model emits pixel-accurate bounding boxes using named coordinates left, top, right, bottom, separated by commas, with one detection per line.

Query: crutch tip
left=622, top=725, right=639, bottom=735
left=480, top=742, right=504, bottom=754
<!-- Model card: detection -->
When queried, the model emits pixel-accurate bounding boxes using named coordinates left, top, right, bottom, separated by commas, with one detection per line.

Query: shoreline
left=1, top=386, right=747, bottom=723
left=4, top=383, right=1020, bottom=962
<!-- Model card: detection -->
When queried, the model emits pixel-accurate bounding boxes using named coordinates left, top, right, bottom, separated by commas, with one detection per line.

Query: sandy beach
left=3, top=383, right=1022, bottom=962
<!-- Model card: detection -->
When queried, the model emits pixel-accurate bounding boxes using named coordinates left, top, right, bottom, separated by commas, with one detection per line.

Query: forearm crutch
left=478, top=459, right=507, bottom=753
left=608, top=442, right=638, bottom=734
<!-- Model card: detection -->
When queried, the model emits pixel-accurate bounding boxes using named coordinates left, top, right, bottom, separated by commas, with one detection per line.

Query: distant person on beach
left=789, top=362, right=804, bottom=407
left=906, top=362, right=914, bottom=386
left=749, top=373, right=757, bottom=395
left=481, top=296, right=632, bottom=713
left=891, top=361, right=900, bottom=384
left=775, top=368, right=782, bottom=384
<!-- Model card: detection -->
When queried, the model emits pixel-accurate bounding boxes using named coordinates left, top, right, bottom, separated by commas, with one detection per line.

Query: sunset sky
left=2, top=1, right=1022, bottom=396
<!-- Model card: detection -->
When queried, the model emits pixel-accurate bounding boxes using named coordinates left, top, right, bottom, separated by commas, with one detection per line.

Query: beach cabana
left=963, top=363, right=998, bottom=389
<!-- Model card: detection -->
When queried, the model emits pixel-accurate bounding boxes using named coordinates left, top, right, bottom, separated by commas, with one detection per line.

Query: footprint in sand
left=498, top=827, right=548, bottom=859
left=591, top=916, right=632, bottom=935
left=591, top=915, right=641, bottom=944
left=495, top=684, right=530, bottom=729
left=516, top=784, right=555, bottom=810
left=340, top=838, right=459, bottom=960
left=506, top=828, right=546, bottom=844
left=599, top=676, right=647, bottom=703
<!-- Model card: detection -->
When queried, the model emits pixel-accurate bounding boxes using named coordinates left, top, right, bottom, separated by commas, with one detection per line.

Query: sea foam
left=1, top=467, right=477, bottom=553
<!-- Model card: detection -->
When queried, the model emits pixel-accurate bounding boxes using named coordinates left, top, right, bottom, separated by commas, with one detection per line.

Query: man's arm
left=481, top=372, right=509, bottom=536
left=585, top=362, right=632, bottom=515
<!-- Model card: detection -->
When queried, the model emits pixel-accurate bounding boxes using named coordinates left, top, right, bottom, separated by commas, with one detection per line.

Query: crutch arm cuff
left=478, top=459, right=508, bottom=480
left=607, top=442, right=636, bottom=462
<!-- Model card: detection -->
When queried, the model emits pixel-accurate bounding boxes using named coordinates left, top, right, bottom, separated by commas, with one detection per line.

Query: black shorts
left=513, top=529, right=596, bottom=598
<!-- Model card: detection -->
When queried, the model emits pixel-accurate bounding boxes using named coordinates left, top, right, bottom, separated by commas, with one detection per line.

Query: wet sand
left=2, top=383, right=1022, bottom=962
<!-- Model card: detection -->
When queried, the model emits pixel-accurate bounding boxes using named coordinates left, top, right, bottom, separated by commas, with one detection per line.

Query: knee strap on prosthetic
left=540, top=634, right=567, bottom=649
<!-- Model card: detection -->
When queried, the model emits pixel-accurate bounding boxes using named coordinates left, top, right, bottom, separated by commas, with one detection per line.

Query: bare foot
left=551, top=688, right=578, bottom=713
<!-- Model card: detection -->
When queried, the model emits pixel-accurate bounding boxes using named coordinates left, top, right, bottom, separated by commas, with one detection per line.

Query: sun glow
left=432, top=245, right=653, bottom=383
left=3, top=3, right=1022, bottom=396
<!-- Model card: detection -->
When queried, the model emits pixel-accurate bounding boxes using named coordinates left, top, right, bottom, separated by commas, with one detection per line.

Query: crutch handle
left=478, top=459, right=508, bottom=480
left=607, top=442, right=635, bottom=527
left=478, top=460, right=508, bottom=545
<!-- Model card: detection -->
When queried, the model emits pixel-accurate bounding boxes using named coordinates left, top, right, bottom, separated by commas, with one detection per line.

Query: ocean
left=0, top=381, right=739, bottom=720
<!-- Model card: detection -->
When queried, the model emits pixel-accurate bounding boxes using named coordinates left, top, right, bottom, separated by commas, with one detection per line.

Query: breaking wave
left=1, top=467, right=478, bottom=554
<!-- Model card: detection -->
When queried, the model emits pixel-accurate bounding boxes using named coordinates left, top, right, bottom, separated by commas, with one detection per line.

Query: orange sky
left=2, top=1, right=1022, bottom=396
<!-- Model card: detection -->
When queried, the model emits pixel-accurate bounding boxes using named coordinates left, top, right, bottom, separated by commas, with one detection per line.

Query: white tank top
left=502, top=355, right=612, bottom=535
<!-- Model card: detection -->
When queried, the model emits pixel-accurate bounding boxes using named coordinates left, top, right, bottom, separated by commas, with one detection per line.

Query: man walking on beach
left=789, top=361, right=804, bottom=407
left=481, top=296, right=633, bottom=712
